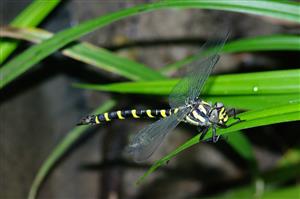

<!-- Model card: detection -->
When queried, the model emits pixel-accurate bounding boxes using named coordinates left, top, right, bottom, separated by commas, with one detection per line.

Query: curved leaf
left=162, top=35, right=300, bottom=73
left=3, top=27, right=299, bottom=82
left=0, top=27, right=164, bottom=81
left=75, top=69, right=300, bottom=109
left=137, top=102, right=300, bottom=184
left=74, top=69, right=300, bottom=95
left=222, top=35, right=300, bottom=53
left=226, top=133, right=257, bottom=169
left=205, top=94, right=300, bottom=110
left=0, top=0, right=60, bottom=64
left=1, top=0, right=300, bottom=88
left=28, top=100, right=116, bottom=199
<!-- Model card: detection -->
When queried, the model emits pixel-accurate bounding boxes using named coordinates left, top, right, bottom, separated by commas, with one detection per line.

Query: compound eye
left=216, top=102, right=224, bottom=108
left=210, top=109, right=219, bottom=122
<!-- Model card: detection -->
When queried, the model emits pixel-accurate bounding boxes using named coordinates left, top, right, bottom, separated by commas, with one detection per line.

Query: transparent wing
left=126, top=108, right=190, bottom=162
left=168, top=34, right=229, bottom=108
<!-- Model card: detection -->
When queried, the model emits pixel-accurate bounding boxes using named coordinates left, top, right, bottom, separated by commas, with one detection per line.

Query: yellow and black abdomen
left=77, top=108, right=179, bottom=125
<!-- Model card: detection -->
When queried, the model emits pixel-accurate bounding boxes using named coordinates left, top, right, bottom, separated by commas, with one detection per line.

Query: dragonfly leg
left=227, top=108, right=245, bottom=122
left=219, top=118, right=243, bottom=129
left=212, top=126, right=220, bottom=143
left=198, top=126, right=209, bottom=141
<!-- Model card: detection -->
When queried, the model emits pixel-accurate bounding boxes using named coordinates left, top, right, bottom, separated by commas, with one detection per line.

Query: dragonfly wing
left=187, top=54, right=220, bottom=102
left=168, top=33, right=229, bottom=108
left=127, top=108, right=190, bottom=162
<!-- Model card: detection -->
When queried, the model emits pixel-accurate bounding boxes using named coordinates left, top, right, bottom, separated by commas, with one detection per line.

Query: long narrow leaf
left=74, top=69, right=300, bottom=95
left=161, top=35, right=300, bottom=73
left=226, top=133, right=257, bottom=170
left=278, top=148, right=300, bottom=167
left=3, top=27, right=299, bottom=81
left=205, top=94, right=300, bottom=110
left=0, top=27, right=163, bottom=81
left=1, top=0, right=300, bottom=88
left=213, top=184, right=300, bottom=199
left=222, top=35, right=300, bottom=53
left=28, top=100, right=116, bottom=199
left=226, top=132, right=258, bottom=180
left=0, top=0, right=60, bottom=64
left=74, top=69, right=300, bottom=109
left=261, top=185, right=300, bottom=199
left=137, top=102, right=300, bottom=184
left=163, top=0, right=300, bottom=22
left=263, top=162, right=300, bottom=184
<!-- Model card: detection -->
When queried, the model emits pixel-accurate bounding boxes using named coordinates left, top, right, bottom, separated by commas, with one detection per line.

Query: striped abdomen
left=77, top=108, right=179, bottom=125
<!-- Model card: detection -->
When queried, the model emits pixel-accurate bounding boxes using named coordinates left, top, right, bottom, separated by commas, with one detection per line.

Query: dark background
left=1, top=0, right=299, bottom=198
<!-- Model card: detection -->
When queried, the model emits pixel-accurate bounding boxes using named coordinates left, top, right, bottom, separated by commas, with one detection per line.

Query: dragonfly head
left=209, top=102, right=229, bottom=125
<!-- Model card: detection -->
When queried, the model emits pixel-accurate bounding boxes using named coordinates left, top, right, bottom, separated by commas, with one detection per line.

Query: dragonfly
left=77, top=33, right=242, bottom=162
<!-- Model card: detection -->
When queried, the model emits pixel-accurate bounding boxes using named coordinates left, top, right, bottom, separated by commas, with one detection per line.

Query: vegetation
left=1, top=1, right=299, bottom=199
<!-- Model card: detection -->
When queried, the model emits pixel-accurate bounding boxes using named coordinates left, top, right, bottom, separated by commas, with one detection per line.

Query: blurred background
left=1, top=0, right=299, bottom=199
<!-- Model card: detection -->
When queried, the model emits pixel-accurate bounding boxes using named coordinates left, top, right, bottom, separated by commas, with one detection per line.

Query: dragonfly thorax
left=184, top=101, right=229, bottom=127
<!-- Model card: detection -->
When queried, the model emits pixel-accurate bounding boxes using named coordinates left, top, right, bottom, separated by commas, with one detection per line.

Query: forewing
left=187, top=54, right=220, bottom=102
left=127, top=108, right=190, bottom=162
left=168, top=34, right=228, bottom=108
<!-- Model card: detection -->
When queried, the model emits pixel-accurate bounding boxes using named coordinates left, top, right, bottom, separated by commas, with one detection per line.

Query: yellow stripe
left=223, top=114, right=228, bottom=122
left=220, top=107, right=225, bottom=115
left=131, top=110, right=140, bottom=118
left=202, top=101, right=210, bottom=105
left=95, top=116, right=100, bottom=124
left=160, top=110, right=167, bottom=118
left=192, top=110, right=206, bottom=123
left=104, top=113, right=111, bottom=121
left=117, top=111, right=125, bottom=119
left=219, top=107, right=225, bottom=120
left=198, top=105, right=207, bottom=114
left=219, top=113, right=224, bottom=120
left=174, top=108, right=179, bottom=114
left=185, top=116, right=200, bottom=125
left=146, top=110, right=155, bottom=118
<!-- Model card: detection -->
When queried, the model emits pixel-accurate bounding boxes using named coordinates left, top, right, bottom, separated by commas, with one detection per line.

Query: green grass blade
left=261, top=185, right=300, bottom=199
left=4, top=27, right=300, bottom=80
left=226, top=132, right=258, bottom=180
left=209, top=185, right=256, bottom=199
left=263, top=162, right=300, bottom=184
left=205, top=94, right=300, bottom=110
left=27, top=100, right=116, bottom=199
left=75, top=69, right=300, bottom=109
left=209, top=160, right=300, bottom=199
left=1, top=0, right=300, bottom=88
left=222, top=35, right=300, bottom=53
left=67, top=43, right=164, bottom=81
left=2, top=31, right=299, bottom=81
left=212, top=184, right=300, bottom=199
left=161, top=35, right=300, bottom=73
left=0, top=0, right=60, bottom=64
left=278, top=148, right=300, bottom=167
left=75, top=86, right=300, bottom=110
left=226, top=133, right=257, bottom=171
left=261, top=148, right=300, bottom=184
left=74, top=69, right=300, bottom=95
left=0, top=27, right=163, bottom=81
left=0, top=4, right=158, bottom=88
left=162, top=0, right=300, bottom=23
left=137, top=102, right=300, bottom=184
